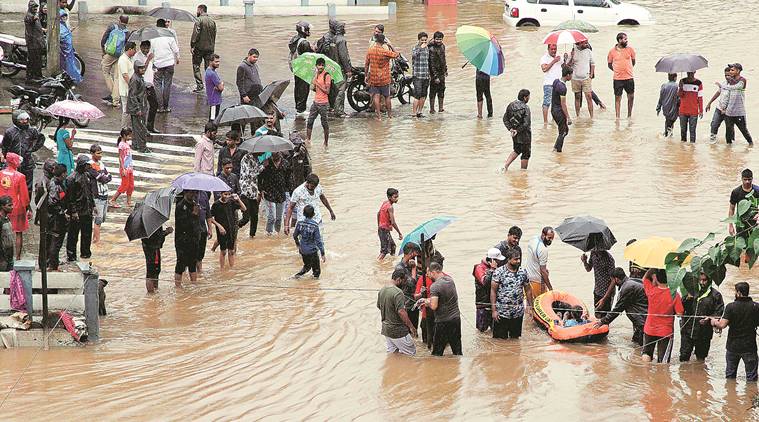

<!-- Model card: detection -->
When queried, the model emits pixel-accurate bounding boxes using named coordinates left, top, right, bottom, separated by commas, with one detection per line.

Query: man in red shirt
left=642, top=268, right=684, bottom=363
left=364, top=34, right=399, bottom=120
left=677, top=71, right=704, bottom=143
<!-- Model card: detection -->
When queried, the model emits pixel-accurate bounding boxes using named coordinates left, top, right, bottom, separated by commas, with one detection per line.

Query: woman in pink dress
left=110, top=127, right=135, bottom=208
left=0, top=153, right=30, bottom=260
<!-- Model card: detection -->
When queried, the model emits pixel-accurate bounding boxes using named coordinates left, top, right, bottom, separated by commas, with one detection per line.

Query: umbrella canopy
left=654, top=54, right=708, bottom=73
left=555, top=215, right=616, bottom=252
left=214, top=104, right=268, bottom=127
left=146, top=7, right=198, bottom=23
left=143, top=187, right=178, bottom=219
left=543, top=29, right=588, bottom=45
left=624, top=236, right=685, bottom=270
left=124, top=188, right=177, bottom=241
left=239, top=135, right=294, bottom=154
left=259, top=80, right=290, bottom=106
left=398, top=216, right=457, bottom=255
left=555, top=19, right=599, bottom=33
left=291, top=52, right=345, bottom=84
left=127, top=26, right=176, bottom=42
left=455, top=25, right=504, bottom=76
left=45, top=100, right=105, bottom=120
left=171, top=172, right=231, bottom=192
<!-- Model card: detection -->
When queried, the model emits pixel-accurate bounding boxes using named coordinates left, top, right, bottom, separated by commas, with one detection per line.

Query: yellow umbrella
left=624, top=236, right=692, bottom=269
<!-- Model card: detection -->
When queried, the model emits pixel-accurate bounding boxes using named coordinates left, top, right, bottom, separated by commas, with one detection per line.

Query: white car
left=503, top=0, right=654, bottom=27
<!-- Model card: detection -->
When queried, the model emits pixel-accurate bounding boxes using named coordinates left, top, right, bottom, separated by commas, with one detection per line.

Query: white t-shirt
left=524, top=236, right=549, bottom=282
left=540, top=53, right=562, bottom=86
left=134, top=51, right=155, bottom=86
left=117, top=53, right=134, bottom=97
left=290, top=183, right=324, bottom=223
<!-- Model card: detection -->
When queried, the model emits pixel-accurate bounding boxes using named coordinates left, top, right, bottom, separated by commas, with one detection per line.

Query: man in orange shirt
left=306, top=57, right=332, bottom=146
left=607, top=32, right=636, bottom=120
left=364, top=34, right=400, bottom=120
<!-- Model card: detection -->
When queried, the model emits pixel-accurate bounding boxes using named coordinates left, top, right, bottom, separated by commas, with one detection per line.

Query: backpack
left=315, top=34, right=331, bottom=56
left=104, top=24, right=128, bottom=56
left=288, top=38, right=307, bottom=71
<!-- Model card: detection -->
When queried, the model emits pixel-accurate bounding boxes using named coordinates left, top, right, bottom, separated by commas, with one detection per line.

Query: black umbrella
left=654, top=54, right=708, bottom=73
left=259, top=80, right=290, bottom=105
left=214, top=104, right=268, bottom=127
left=555, top=215, right=616, bottom=252
left=128, top=26, right=176, bottom=42
left=124, top=187, right=177, bottom=241
left=146, top=7, right=198, bottom=23
left=239, top=135, right=294, bottom=153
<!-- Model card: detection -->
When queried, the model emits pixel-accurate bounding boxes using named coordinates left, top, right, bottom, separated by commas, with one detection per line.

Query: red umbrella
left=542, top=29, right=587, bottom=45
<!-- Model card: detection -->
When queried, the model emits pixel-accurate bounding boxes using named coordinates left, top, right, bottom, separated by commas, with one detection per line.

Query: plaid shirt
left=365, top=45, right=399, bottom=87
left=412, top=44, right=430, bottom=80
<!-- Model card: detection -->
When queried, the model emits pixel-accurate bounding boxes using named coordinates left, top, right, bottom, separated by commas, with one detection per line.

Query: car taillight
left=510, top=7, right=519, bottom=18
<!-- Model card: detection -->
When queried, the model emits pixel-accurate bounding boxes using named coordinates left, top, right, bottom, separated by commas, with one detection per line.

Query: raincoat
left=0, top=153, right=31, bottom=233
left=59, top=10, right=82, bottom=84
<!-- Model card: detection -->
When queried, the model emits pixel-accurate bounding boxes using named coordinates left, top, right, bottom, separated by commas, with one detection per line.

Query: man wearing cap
left=473, top=247, right=505, bottom=332
left=127, top=59, right=151, bottom=153
left=721, top=63, right=753, bottom=145
left=490, top=248, right=530, bottom=339
left=66, top=155, right=96, bottom=262
left=2, top=110, right=45, bottom=199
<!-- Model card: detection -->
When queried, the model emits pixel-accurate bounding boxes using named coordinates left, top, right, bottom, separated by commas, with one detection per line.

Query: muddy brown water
left=1, top=0, right=759, bottom=419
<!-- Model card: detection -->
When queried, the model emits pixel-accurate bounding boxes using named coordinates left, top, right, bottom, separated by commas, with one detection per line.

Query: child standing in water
left=377, top=188, right=402, bottom=260
left=110, top=127, right=134, bottom=208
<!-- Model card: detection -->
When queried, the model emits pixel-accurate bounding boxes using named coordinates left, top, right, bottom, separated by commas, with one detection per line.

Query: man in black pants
left=551, top=66, right=573, bottom=153
left=24, top=1, right=46, bottom=82
left=174, top=190, right=201, bottom=286
left=679, top=272, right=724, bottom=362
left=289, top=21, right=313, bottom=116
left=475, top=70, right=492, bottom=118
left=66, top=156, right=95, bottom=262
left=420, top=261, right=462, bottom=356
left=707, top=282, right=759, bottom=382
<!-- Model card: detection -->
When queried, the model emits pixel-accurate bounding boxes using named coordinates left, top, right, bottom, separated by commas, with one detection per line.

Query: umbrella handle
left=461, top=61, right=469, bottom=69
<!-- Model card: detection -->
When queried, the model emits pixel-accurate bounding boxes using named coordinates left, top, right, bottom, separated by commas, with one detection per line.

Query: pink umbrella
left=542, top=29, right=588, bottom=45
left=46, top=100, right=105, bottom=120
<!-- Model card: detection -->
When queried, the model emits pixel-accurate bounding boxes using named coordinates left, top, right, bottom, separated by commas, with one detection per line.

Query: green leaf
left=708, top=245, right=720, bottom=263
left=738, top=199, right=752, bottom=218
left=689, top=255, right=702, bottom=273
left=736, top=237, right=747, bottom=250
left=753, top=237, right=759, bottom=252
left=722, top=215, right=738, bottom=224
left=702, top=232, right=716, bottom=243
left=677, top=238, right=702, bottom=253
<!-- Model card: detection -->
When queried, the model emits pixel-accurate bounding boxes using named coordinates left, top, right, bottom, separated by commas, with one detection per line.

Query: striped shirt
left=722, top=77, right=747, bottom=117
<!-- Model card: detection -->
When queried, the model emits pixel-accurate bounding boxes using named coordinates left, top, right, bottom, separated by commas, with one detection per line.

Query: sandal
left=109, top=201, right=121, bottom=208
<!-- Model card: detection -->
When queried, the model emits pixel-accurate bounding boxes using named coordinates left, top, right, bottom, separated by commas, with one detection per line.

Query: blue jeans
left=264, top=199, right=285, bottom=234
left=726, top=350, right=758, bottom=381
left=542, top=84, right=553, bottom=108
left=679, top=115, right=698, bottom=142
left=710, top=109, right=725, bottom=136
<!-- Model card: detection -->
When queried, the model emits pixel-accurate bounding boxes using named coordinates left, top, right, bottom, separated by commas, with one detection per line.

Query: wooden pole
left=45, top=2, right=61, bottom=77
left=38, top=193, right=50, bottom=330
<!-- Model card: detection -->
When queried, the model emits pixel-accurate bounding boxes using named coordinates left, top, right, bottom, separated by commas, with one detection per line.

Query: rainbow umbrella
left=455, top=25, right=504, bottom=76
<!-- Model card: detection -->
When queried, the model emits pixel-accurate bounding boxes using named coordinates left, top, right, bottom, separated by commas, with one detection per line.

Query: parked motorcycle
left=0, top=33, right=85, bottom=78
left=6, top=72, right=89, bottom=130
left=347, top=53, right=413, bottom=113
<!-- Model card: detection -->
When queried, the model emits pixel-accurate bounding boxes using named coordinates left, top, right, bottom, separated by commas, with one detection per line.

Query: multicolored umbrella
left=398, top=216, right=457, bottom=255
left=555, top=20, right=598, bottom=33
left=455, top=25, right=504, bottom=76
left=291, top=53, right=344, bottom=84
left=542, top=29, right=588, bottom=45
left=45, top=100, right=105, bottom=120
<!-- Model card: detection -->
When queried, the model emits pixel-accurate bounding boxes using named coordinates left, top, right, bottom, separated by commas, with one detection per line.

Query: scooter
left=0, top=32, right=85, bottom=79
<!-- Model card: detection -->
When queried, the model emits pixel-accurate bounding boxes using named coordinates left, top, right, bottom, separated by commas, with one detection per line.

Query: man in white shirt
left=523, top=227, right=555, bottom=314
left=569, top=40, right=596, bottom=118
left=151, top=19, right=180, bottom=113
left=134, top=40, right=158, bottom=133
left=116, top=41, right=137, bottom=128
left=540, top=44, right=563, bottom=124
left=284, top=173, right=336, bottom=235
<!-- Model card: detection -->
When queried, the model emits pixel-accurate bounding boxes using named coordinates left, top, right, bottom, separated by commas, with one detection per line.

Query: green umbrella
left=555, top=19, right=599, bottom=33
left=398, top=216, right=457, bottom=255
left=291, top=52, right=344, bottom=85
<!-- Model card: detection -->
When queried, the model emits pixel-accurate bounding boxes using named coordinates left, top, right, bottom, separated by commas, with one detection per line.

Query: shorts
left=613, top=79, right=635, bottom=96
left=142, top=245, right=161, bottom=279
left=493, top=316, right=523, bottom=339
left=385, top=333, right=416, bottom=356
left=542, top=84, right=553, bottom=108
left=378, top=228, right=396, bottom=255
left=94, top=198, right=108, bottom=225
left=572, top=78, right=592, bottom=93
left=512, top=140, right=531, bottom=160
left=368, top=85, right=391, bottom=97
left=217, top=228, right=237, bottom=251
left=528, top=280, right=548, bottom=300
left=175, top=241, right=198, bottom=274
left=412, top=78, right=429, bottom=99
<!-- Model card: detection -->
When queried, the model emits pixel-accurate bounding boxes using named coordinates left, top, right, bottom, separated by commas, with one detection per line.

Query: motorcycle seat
left=0, top=34, right=25, bottom=47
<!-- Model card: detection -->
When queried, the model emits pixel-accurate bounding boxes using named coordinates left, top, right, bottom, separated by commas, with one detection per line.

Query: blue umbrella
left=398, top=216, right=457, bottom=255
left=171, top=172, right=231, bottom=192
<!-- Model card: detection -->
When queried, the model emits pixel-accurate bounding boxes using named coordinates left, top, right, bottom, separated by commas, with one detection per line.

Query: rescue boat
left=532, top=290, right=609, bottom=342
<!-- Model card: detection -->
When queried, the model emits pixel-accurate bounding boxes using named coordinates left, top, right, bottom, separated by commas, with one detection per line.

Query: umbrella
left=623, top=236, right=687, bottom=270
left=143, top=187, right=178, bottom=218
left=45, top=100, right=105, bottom=120
left=291, top=52, right=345, bottom=84
left=171, top=172, right=231, bottom=192
left=214, top=104, right=268, bottom=127
left=398, top=216, right=457, bottom=255
left=455, top=25, right=505, bottom=76
left=654, top=54, right=708, bottom=73
left=239, top=135, right=294, bottom=154
left=146, top=7, right=198, bottom=23
left=542, top=29, right=588, bottom=45
left=127, top=26, right=176, bottom=42
left=555, top=215, right=616, bottom=252
left=555, top=20, right=599, bottom=33
left=259, top=80, right=290, bottom=106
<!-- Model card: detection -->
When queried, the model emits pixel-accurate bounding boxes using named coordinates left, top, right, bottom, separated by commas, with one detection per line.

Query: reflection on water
left=2, top=0, right=759, bottom=419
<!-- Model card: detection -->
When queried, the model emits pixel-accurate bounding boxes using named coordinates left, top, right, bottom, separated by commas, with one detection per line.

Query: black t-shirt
left=211, top=200, right=240, bottom=234
left=723, top=297, right=759, bottom=353
left=175, top=199, right=201, bottom=242
left=551, top=78, right=567, bottom=113
left=730, top=184, right=759, bottom=226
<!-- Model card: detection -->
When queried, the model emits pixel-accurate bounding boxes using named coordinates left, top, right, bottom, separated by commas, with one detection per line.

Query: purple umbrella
left=171, top=172, right=231, bottom=192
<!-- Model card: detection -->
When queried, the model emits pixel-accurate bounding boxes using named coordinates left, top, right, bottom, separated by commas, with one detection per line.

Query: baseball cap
left=487, top=248, right=506, bottom=261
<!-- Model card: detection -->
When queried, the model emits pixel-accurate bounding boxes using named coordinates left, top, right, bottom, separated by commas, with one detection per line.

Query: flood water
left=1, top=0, right=759, bottom=419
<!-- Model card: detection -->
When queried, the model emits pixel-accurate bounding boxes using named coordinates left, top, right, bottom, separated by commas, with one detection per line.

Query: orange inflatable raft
left=532, top=290, right=609, bottom=342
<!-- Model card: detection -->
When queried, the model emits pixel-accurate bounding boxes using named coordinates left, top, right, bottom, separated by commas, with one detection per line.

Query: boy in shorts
left=211, top=190, right=246, bottom=270
left=377, top=188, right=403, bottom=260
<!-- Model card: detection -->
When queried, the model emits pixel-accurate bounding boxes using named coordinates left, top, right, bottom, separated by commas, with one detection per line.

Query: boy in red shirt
left=677, top=71, right=703, bottom=143
left=642, top=268, right=684, bottom=363
left=377, top=188, right=402, bottom=260
left=306, top=57, right=332, bottom=146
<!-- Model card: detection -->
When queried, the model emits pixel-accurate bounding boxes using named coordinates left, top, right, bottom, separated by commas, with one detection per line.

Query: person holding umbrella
left=581, top=246, right=615, bottom=317
left=134, top=40, right=158, bottom=133
left=306, top=57, right=332, bottom=146
left=677, top=71, right=703, bottom=143
left=174, top=190, right=201, bottom=286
